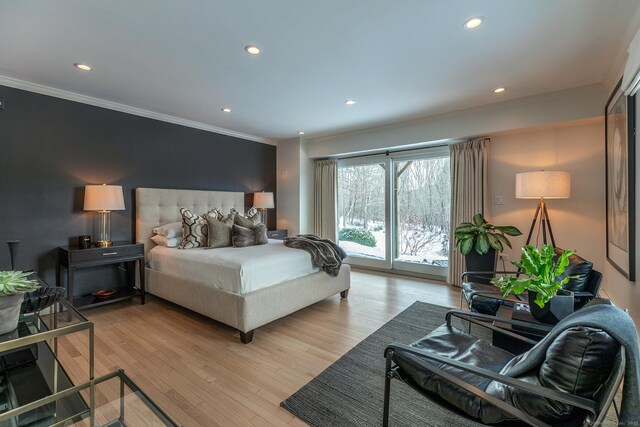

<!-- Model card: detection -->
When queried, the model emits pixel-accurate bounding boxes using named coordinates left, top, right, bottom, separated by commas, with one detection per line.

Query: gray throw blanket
left=503, top=303, right=640, bottom=423
left=283, top=234, right=346, bottom=277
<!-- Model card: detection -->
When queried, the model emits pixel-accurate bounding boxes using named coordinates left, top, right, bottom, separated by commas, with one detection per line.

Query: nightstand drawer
left=69, top=245, right=143, bottom=263
left=267, top=229, right=287, bottom=240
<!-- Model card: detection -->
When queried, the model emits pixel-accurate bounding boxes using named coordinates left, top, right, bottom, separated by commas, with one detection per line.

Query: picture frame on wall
left=605, top=78, right=636, bottom=281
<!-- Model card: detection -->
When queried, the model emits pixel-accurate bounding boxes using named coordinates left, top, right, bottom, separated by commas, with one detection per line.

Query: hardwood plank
left=59, top=268, right=460, bottom=426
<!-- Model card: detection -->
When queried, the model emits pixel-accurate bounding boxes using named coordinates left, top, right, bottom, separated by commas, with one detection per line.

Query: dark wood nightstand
left=57, top=241, right=145, bottom=309
left=267, top=229, right=288, bottom=240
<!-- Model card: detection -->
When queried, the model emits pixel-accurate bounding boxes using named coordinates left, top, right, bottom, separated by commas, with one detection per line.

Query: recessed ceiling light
left=464, top=17, right=483, bottom=29
left=494, top=87, right=506, bottom=93
left=298, top=131, right=305, bottom=135
left=74, top=63, right=92, bottom=71
left=221, top=108, right=232, bottom=113
left=345, top=99, right=356, bottom=105
left=245, top=45, right=260, bottom=55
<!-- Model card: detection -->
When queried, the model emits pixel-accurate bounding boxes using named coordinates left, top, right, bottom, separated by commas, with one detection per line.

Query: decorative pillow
left=231, top=207, right=262, bottom=225
left=179, top=208, right=208, bottom=249
left=206, top=212, right=234, bottom=248
left=234, top=212, right=256, bottom=229
left=232, top=223, right=268, bottom=247
left=151, top=234, right=181, bottom=248
left=153, top=222, right=182, bottom=238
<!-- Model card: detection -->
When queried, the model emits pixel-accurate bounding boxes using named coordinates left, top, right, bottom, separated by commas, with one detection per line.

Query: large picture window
left=336, top=147, right=450, bottom=278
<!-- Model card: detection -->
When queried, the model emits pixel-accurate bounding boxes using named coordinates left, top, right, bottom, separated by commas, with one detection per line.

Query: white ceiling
left=1, top=0, right=639, bottom=142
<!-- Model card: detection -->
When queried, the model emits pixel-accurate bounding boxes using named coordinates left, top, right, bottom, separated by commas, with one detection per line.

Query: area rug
left=281, top=301, right=619, bottom=427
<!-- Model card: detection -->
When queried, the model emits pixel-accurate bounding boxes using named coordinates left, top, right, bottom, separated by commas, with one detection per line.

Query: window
left=337, top=147, right=450, bottom=277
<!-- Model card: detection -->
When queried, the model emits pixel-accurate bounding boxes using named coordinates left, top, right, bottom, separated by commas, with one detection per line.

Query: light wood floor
left=59, top=268, right=461, bottom=426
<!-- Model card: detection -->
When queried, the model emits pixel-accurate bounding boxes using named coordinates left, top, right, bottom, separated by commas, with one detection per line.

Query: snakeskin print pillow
left=178, top=208, right=209, bottom=249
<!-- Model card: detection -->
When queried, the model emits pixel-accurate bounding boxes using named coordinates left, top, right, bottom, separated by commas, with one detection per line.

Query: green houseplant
left=0, top=271, right=40, bottom=335
left=454, top=213, right=522, bottom=256
left=491, top=244, right=576, bottom=324
left=454, top=213, right=522, bottom=279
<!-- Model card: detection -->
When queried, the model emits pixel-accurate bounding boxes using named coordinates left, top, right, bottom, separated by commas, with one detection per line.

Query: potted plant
left=491, top=244, right=576, bottom=324
left=0, top=271, right=40, bottom=335
left=454, top=213, right=522, bottom=280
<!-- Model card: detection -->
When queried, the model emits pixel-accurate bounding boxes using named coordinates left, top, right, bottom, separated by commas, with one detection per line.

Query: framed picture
left=605, top=78, right=636, bottom=281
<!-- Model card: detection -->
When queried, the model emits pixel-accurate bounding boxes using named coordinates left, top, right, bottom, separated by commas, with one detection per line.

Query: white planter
left=0, top=294, right=24, bottom=335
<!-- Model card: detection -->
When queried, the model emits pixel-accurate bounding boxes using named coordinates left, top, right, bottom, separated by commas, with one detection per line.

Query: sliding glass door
left=336, top=147, right=450, bottom=278
left=337, top=158, right=390, bottom=269
left=393, top=153, right=450, bottom=276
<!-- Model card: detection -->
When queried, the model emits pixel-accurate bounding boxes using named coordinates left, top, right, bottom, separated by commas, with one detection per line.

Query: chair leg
left=383, top=351, right=393, bottom=427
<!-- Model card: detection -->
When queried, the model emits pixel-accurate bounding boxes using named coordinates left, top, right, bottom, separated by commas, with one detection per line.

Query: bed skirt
left=144, top=264, right=351, bottom=334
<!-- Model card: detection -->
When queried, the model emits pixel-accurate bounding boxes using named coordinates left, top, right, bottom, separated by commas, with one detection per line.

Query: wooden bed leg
left=340, top=290, right=349, bottom=298
left=240, top=330, right=254, bottom=344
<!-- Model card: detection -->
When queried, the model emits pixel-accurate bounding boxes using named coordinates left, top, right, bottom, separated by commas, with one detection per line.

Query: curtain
left=314, top=159, right=337, bottom=241
left=447, top=138, right=490, bottom=287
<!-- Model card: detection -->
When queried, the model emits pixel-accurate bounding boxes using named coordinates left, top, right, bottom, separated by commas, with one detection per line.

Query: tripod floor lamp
left=515, top=171, right=571, bottom=248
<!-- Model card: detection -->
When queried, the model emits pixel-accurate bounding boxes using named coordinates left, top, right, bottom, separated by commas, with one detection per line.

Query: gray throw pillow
left=206, top=212, right=234, bottom=248
left=231, top=207, right=262, bottom=226
left=232, top=223, right=268, bottom=247
left=234, top=212, right=256, bottom=229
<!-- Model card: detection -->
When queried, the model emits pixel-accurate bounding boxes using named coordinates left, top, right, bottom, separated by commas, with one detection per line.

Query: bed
left=135, top=187, right=351, bottom=343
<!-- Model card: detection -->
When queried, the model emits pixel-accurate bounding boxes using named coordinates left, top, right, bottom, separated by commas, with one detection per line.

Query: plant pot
left=529, top=289, right=574, bottom=325
left=464, top=248, right=497, bottom=284
left=0, top=294, right=24, bottom=335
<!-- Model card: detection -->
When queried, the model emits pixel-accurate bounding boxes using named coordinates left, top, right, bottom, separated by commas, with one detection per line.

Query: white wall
left=276, top=138, right=301, bottom=235
left=488, top=119, right=606, bottom=274
left=602, top=98, right=640, bottom=324
left=276, top=138, right=314, bottom=236
left=307, top=84, right=607, bottom=158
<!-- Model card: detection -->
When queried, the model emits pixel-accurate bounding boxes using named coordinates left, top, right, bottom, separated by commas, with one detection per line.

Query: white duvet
left=147, top=240, right=319, bottom=294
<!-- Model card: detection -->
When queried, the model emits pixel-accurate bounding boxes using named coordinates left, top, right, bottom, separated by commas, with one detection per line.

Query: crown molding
left=0, top=75, right=274, bottom=145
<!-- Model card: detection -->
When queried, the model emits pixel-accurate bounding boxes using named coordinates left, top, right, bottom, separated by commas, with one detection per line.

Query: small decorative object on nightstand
left=57, top=241, right=145, bottom=309
left=267, top=229, right=287, bottom=240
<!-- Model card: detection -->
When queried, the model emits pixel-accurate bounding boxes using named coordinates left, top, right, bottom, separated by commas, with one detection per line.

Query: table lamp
left=515, top=170, right=570, bottom=247
left=84, top=184, right=125, bottom=247
left=253, top=192, right=274, bottom=226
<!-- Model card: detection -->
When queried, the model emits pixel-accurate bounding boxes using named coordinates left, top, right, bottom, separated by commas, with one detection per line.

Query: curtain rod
left=337, top=142, right=450, bottom=161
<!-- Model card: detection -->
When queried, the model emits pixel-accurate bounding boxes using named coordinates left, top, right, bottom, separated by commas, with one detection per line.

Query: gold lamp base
left=95, top=240, right=113, bottom=247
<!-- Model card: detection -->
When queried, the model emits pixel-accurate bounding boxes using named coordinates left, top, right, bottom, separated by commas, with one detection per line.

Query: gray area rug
left=281, top=301, right=620, bottom=427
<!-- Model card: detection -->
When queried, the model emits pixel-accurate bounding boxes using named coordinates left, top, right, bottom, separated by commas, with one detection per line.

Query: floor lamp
left=515, top=171, right=571, bottom=248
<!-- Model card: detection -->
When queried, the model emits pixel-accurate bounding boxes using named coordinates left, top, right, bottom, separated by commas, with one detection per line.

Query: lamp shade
left=515, top=171, right=571, bottom=199
left=84, top=184, right=125, bottom=211
left=253, top=192, right=274, bottom=209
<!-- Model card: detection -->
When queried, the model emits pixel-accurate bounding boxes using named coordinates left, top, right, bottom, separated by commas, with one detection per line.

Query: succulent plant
left=0, top=271, right=40, bottom=296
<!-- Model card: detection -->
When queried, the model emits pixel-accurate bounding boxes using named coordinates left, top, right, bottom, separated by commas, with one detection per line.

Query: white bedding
left=147, top=240, right=319, bottom=294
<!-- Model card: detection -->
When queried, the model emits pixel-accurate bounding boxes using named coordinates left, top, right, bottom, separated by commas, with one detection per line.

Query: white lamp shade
left=84, top=184, right=125, bottom=211
left=515, top=171, right=571, bottom=199
left=253, top=192, right=274, bottom=209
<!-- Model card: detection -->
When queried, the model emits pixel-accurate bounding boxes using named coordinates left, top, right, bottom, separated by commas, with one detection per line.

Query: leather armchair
left=461, top=248, right=602, bottom=316
left=383, top=306, right=626, bottom=426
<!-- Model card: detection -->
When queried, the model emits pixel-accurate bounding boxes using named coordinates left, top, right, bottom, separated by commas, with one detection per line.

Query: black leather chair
left=461, top=248, right=602, bottom=316
left=383, top=303, right=627, bottom=426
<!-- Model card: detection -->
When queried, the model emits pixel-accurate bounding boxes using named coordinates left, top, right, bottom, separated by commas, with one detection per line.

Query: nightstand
left=267, top=229, right=288, bottom=240
left=57, top=241, right=145, bottom=309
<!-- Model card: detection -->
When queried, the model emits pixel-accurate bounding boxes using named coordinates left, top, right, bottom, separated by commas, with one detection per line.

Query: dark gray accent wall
left=0, top=85, right=276, bottom=290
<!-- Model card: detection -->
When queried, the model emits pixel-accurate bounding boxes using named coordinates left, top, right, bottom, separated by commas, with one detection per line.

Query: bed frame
left=135, top=187, right=350, bottom=343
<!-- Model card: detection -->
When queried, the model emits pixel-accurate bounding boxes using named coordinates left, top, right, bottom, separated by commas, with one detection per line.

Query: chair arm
left=385, top=343, right=597, bottom=418
left=572, top=291, right=595, bottom=298
left=467, top=290, right=523, bottom=303
left=442, top=311, right=539, bottom=345
left=461, top=271, right=521, bottom=282
left=446, top=309, right=553, bottom=335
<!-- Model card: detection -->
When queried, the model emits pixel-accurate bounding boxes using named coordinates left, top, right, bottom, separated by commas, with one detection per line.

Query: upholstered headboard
left=135, top=188, right=245, bottom=257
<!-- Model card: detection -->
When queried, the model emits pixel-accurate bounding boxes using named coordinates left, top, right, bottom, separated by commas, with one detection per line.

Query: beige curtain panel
left=447, top=138, right=490, bottom=287
left=314, top=159, right=338, bottom=241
